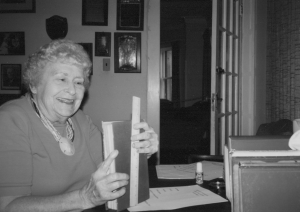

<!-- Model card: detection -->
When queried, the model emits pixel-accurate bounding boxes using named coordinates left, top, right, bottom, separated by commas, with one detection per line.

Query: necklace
left=31, top=98, right=75, bottom=156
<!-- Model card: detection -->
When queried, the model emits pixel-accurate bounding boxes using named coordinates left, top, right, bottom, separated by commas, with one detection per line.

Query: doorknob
left=204, top=96, right=211, bottom=101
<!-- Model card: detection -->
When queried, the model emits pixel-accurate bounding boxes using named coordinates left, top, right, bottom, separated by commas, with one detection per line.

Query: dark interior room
left=159, top=0, right=212, bottom=164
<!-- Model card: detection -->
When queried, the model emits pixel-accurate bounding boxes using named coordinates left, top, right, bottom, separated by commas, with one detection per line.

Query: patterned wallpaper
left=267, top=0, right=300, bottom=122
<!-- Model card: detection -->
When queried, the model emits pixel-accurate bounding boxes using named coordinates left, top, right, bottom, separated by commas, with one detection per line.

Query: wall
left=240, top=0, right=267, bottom=135
left=184, top=17, right=207, bottom=107
left=254, top=0, right=267, bottom=132
left=0, top=0, right=160, bottom=131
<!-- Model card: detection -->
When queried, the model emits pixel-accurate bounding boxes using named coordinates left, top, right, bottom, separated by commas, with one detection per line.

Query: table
left=85, top=166, right=231, bottom=212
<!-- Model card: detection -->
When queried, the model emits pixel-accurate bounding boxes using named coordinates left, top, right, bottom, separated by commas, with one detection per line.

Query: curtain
left=267, top=0, right=300, bottom=122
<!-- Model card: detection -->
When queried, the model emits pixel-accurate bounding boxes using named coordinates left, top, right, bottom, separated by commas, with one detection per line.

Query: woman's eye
left=59, top=78, right=66, bottom=82
left=75, top=81, right=84, bottom=87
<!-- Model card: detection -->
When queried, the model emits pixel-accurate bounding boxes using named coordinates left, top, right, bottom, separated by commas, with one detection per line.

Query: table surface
left=85, top=166, right=231, bottom=212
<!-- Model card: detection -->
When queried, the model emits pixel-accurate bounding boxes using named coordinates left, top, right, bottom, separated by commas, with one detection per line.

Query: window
left=160, top=48, right=172, bottom=100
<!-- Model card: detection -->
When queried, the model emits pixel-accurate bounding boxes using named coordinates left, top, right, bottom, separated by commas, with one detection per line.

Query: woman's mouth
left=57, top=98, right=74, bottom=104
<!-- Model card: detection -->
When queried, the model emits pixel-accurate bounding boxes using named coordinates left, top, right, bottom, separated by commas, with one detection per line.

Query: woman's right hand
left=79, top=150, right=129, bottom=209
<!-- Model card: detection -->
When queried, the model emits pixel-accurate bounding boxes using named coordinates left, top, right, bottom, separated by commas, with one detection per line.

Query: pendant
left=59, top=137, right=75, bottom=156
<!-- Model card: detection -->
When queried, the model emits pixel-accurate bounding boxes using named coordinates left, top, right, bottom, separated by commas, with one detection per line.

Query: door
left=210, top=0, right=241, bottom=155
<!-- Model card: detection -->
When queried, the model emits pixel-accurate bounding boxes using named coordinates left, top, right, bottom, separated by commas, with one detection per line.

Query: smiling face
left=31, top=62, right=85, bottom=124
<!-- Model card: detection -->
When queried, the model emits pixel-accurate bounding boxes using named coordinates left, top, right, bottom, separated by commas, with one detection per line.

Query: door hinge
left=216, top=67, right=225, bottom=74
left=240, top=0, right=243, bottom=15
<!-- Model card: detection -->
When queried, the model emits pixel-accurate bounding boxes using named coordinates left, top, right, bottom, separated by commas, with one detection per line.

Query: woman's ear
left=30, top=85, right=37, bottom=94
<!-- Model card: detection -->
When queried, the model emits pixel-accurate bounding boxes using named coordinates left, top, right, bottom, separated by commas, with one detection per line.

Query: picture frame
left=95, top=32, right=111, bottom=57
left=1, top=64, right=22, bottom=91
left=0, top=32, right=25, bottom=55
left=78, top=43, right=93, bottom=75
left=114, top=33, right=141, bottom=73
left=82, top=0, right=108, bottom=26
left=117, top=0, right=144, bottom=31
left=0, top=0, right=35, bottom=13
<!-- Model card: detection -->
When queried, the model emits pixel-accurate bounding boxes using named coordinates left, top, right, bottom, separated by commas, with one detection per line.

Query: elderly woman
left=0, top=39, right=158, bottom=211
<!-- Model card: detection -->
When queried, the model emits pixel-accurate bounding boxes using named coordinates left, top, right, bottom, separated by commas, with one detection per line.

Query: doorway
left=159, top=0, right=212, bottom=164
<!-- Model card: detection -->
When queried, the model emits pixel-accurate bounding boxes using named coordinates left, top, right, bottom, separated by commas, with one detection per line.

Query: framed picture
left=0, top=32, right=25, bottom=55
left=82, top=0, right=108, bottom=26
left=0, top=0, right=35, bottom=13
left=78, top=43, right=93, bottom=75
left=117, top=0, right=144, bottom=31
left=95, top=32, right=111, bottom=57
left=114, top=33, right=141, bottom=73
left=1, top=64, right=22, bottom=91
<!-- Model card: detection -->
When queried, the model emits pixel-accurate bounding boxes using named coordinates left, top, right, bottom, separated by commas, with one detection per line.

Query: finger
left=133, top=122, right=151, bottom=131
left=107, top=172, right=130, bottom=183
left=94, top=174, right=129, bottom=199
left=93, top=186, right=126, bottom=203
left=108, top=187, right=127, bottom=200
left=97, top=150, right=119, bottom=170
left=136, top=138, right=159, bottom=154
left=131, top=131, right=152, bottom=141
left=133, top=140, right=151, bottom=149
left=137, top=145, right=156, bottom=154
left=109, top=178, right=129, bottom=191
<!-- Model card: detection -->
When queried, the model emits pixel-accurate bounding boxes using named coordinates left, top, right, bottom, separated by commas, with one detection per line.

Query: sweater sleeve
left=0, top=104, right=32, bottom=196
left=289, top=130, right=300, bottom=150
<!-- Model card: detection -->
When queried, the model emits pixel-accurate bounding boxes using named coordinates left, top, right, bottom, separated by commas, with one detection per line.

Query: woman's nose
left=66, top=82, right=76, bottom=95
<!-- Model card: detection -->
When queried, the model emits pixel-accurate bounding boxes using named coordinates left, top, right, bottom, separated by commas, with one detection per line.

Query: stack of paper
left=156, top=161, right=223, bottom=180
left=128, top=185, right=227, bottom=211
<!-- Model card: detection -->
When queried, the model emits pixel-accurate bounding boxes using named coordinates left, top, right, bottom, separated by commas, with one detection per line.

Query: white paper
left=128, top=185, right=227, bottom=211
left=231, top=150, right=300, bottom=157
left=156, top=161, right=223, bottom=180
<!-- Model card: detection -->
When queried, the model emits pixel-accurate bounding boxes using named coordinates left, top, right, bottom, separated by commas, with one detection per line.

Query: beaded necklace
left=31, top=97, right=75, bottom=156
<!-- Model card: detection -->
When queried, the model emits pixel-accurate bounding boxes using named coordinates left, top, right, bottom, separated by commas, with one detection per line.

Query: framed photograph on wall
left=1, top=64, right=22, bottom=91
left=95, top=32, right=111, bottom=57
left=82, top=0, right=108, bottom=26
left=0, top=32, right=25, bottom=55
left=114, top=33, right=141, bottom=73
left=78, top=42, right=93, bottom=75
left=117, top=0, right=144, bottom=31
left=0, top=0, right=36, bottom=13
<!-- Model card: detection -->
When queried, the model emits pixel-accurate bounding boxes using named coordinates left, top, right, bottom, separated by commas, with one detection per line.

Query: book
left=102, top=97, right=150, bottom=211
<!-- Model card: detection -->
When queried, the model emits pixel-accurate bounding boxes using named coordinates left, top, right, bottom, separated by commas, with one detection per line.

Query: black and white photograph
left=0, top=0, right=35, bottom=13
left=114, top=32, right=141, bottom=73
left=117, top=0, right=144, bottom=31
left=82, top=0, right=108, bottom=26
left=1, top=64, right=21, bottom=90
left=95, top=32, right=111, bottom=57
left=0, top=32, right=25, bottom=55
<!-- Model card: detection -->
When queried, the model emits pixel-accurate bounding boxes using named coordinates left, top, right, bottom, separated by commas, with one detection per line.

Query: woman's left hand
left=131, top=122, right=159, bottom=157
